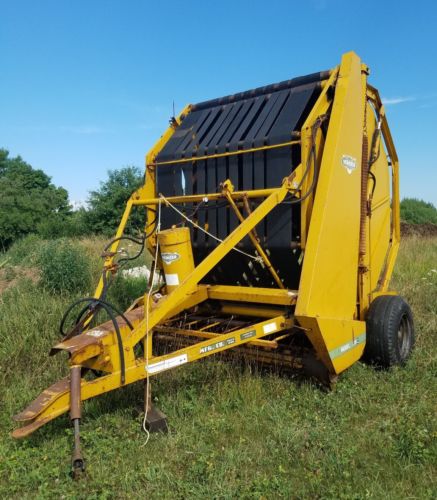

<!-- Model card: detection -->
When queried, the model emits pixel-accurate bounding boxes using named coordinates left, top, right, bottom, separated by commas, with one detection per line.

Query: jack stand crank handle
left=72, top=419, right=84, bottom=479
left=70, top=366, right=85, bottom=479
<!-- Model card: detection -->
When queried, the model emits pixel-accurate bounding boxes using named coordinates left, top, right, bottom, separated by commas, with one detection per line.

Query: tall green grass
left=0, top=236, right=435, bottom=499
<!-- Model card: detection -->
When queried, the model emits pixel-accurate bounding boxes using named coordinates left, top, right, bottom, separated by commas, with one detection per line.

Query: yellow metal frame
left=150, top=139, right=300, bottom=166
left=13, top=51, right=401, bottom=443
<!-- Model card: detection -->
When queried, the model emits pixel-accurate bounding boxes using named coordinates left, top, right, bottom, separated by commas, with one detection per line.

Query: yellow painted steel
left=366, top=86, right=400, bottom=293
left=150, top=139, right=300, bottom=166
left=221, top=180, right=285, bottom=289
left=207, top=285, right=297, bottom=306
left=299, top=68, right=339, bottom=248
left=153, top=325, right=279, bottom=349
left=13, top=51, right=402, bottom=439
left=157, top=227, right=195, bottom=293
left=219, top=303, right=287, bottom=319
left=130, top=188, right=282, bottom=205
left=144, top=104, right=192, bottom=252
left=295, top=52, right=368, bottom=373
left=127, top=176, right=296, bottom=348
left=13, top=314, right=292, bottom=437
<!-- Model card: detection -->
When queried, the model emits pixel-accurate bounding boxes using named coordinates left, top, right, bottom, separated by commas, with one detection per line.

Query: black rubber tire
left=363, top=295, right=415, bottom=368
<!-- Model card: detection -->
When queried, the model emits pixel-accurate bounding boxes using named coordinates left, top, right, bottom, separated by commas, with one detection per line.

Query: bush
left=6, top=234, right=43, bottom=267
left=400, top=198, right=437, bottom=224
left=37, top=210, right=90, bottom=239
left=37, top=239, right=92, bottom=294
left=106, top=274, right=148, bottom=311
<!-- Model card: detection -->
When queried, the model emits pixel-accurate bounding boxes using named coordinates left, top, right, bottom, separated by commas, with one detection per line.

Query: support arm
left=127, top=174, right=296, bottom=347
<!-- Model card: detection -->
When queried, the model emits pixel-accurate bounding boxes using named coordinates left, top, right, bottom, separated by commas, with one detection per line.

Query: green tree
left=0, top=149, right=71, bottom=249
left=36, top=208, right=89, bottom=239
left=85, top=166, right=145, bottom=235
left=400, top=198, right=437, bottom=224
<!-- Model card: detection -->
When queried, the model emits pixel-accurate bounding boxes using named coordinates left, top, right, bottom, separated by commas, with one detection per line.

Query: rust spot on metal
left=69, top=366, right=82, bottom=421
left=12, top=416, right=53, bottom=439
left=13, top=377, right=70, bottom=422
left=50, top=334, right=103, bottom=357
left=50, top=306, right=145, bottom=358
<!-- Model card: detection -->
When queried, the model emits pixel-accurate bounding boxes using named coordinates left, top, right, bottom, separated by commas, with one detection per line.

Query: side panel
left=297, top=316, right=366, bottom=373
left=367, top=102, right=391, bottom=298
left=295, top=52, right=366, bottom=373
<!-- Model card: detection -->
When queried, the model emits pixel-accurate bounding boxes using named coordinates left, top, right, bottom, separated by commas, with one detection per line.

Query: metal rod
left=130, top=178, right=293, bottom=347
left=153, top=325, right=278, bottom=349
left=223, top=189, right=285, bottom=289
left=131, top=187, right=281, bottom=206
left=220, top=304, right=286, bottom=318
left=70, top=366, right=85, bottom=479
left=242, top=195, right=260, bottom=241
left=359, top=135, right=369, bottom=260
left=149, top=140, right=301, bottom=167
left=154, top=333, right=298, bottom=366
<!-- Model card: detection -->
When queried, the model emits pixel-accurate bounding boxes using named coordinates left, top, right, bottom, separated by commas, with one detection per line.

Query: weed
left=3, top=266, right=17, bottom=281
left=0, top=237, right=436, bottom=498
left=394, top=425, right=433, bottom=464
left=106, top=274, right=148, bottom=311
left=38, top=239, right=92, bottom=294
left=6, top=234, right=42, bottom=267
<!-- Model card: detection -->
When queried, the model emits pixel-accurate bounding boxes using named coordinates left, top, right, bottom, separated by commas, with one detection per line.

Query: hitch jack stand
left=144, top=381, right=168, bottom=434
left=70, top=365, right=85, bottom=479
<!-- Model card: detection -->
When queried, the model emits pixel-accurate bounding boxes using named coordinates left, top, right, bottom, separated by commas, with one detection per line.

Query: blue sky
left=1, top=0, right=436, bottom=205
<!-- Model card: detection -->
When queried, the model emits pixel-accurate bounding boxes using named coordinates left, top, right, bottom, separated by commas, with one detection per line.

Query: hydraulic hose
left=285, top=114, right=327, bottom=205
left=64, top=231, right=152, bottom=338
left=60, top=297, right=134, bottom=336
left=60, top=297, right=132, bottom=385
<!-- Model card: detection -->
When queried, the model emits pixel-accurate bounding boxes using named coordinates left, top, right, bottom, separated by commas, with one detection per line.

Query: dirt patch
left=401, top=222, right=437, bottom=237
left=0, top=266, right=40, bottom=294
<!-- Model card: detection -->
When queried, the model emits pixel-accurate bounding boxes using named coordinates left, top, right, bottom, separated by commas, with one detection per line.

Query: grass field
left=0, top=236, right=436, bottom=499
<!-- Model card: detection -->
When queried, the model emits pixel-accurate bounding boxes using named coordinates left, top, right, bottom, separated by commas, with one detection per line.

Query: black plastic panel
left=156, top=72, right=326, bottom=288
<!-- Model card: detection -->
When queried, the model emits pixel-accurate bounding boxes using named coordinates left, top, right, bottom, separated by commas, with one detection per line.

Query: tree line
left=0, top=149, right=144, bottom=250
left=1, top=148, right=436, bottom=250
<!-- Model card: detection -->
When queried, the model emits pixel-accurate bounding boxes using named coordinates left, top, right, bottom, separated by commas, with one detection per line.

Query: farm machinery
left=12, top=52, right=414, bottom=476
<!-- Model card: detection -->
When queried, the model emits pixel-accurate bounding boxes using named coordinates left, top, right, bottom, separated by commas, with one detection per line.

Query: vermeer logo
left=341, top=155, right=357, bottom=174
left=161, top=252, right=180, bottom=264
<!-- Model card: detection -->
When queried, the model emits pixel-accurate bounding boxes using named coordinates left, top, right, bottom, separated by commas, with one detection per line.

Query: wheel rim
left=397, top=314, right=412, bottom=360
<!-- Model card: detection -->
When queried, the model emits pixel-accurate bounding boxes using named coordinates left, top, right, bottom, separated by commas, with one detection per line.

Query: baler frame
left=12, top=52, right=403, bottom=477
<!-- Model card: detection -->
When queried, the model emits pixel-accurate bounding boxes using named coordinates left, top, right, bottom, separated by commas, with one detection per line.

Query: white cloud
left=381, top=96, right=415, bottom=106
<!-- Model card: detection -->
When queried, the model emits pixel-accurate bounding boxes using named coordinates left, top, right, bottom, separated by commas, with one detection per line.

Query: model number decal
left=200, top=337, right=235, bottom=354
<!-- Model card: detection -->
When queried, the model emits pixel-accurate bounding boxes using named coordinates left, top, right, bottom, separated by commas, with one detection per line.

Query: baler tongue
left=49, top=332, right=103, bottom=358
left=12, top=52, right=405, bottom=480
left=12, top=306, right=145, bottom=440
left=14, top=377, right=70, bottom=424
